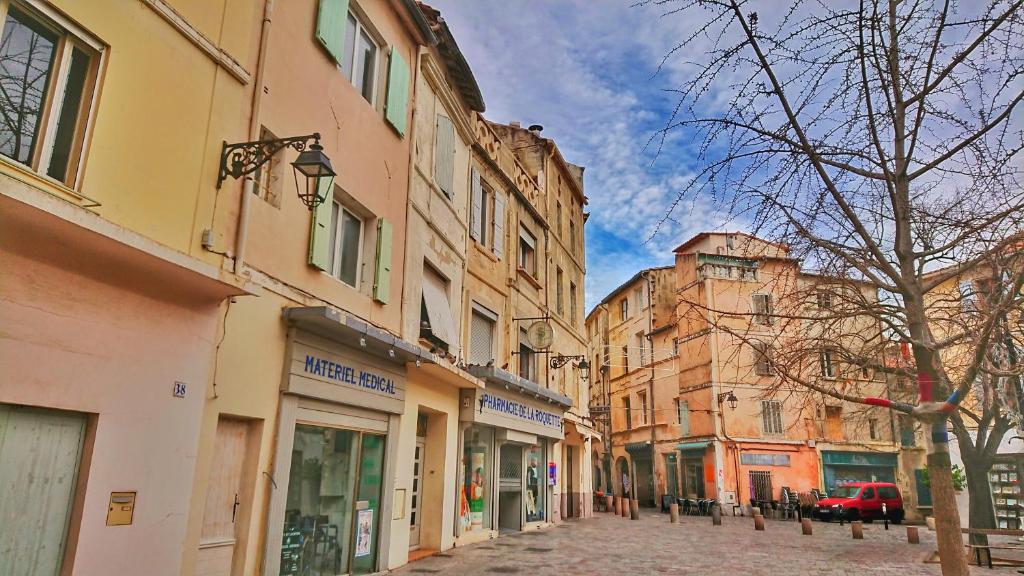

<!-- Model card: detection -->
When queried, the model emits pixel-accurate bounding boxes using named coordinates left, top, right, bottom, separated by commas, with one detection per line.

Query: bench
left=961, top=527, right=1024, bottom=569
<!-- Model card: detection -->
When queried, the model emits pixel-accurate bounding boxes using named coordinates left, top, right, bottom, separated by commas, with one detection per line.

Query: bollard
left=669, top=502, right=679, bottom=523
left=751, top=506, right=761, bottom=517
left=630, top=499, right=640, bottom=520
left=801, top=518, right=813, bottom=535
left=882, top=503, right=889, bottom=530
left=754, top=514, right=765, bottom=531
left=711, top=504, right=722, bottom=526
left=613, top=496, right=621, bottom=515
left=851, top=521, right=864, bottom=540
left=906, top=526, right=920, bottom=544
left=620, top=497, right=629, bottom=518
left=606, top=495, right=614, bottom=514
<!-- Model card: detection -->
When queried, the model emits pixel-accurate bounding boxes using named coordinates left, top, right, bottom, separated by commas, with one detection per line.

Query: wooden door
left=196, top=418, right=250, bottom=576
left=409, top=439, right=424, bottom=548
left=0, top=404, right=86, bottom=576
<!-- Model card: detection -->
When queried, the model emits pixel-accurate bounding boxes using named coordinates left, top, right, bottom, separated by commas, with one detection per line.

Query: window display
left=990, top=460, right=1021, bottom=529
left=459, top=426, right=493, bottom=534
left=525, top=444, right=546, bottom=522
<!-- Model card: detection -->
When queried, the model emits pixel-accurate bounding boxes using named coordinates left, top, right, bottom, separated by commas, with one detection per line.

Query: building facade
left=0, top=1, right=591, bottom=575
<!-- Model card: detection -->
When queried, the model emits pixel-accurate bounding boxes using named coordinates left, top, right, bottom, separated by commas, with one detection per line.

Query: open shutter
left=308, top=179, right=334, bottom=270
left=434, top=115, right=455, bottom=196
left=492, top=192, right=505, bottom=258
left=315, top=0, right=349, bottom=64
left=373, top=218, right=392, bottom=303
left=384, top=47, right=409, bottom=136
left=469, top=168, right=482, bottom=240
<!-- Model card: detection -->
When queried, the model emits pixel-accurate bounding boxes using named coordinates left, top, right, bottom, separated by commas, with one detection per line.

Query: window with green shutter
left=308, top=179, right=335, bottom=271
left=385, top=47, right=409, bottom=136
left=315, top=0, right=350, bottom=65
left=373, top=219, right=392, bottom=303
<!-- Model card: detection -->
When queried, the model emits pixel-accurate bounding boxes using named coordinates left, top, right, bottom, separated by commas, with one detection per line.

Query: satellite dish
left=526, top=320, right=554, bottom=349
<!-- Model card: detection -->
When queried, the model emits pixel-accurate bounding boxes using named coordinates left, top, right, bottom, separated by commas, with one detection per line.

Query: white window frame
left=329, top=199, right=365, bottom=288
left=761, top=400, right=784, bottom=436
left=518, top=225, right=537, bottom=277
left=637, top=390, right=648, bottom=425
left=620, top=298, right=629, bottom=321
left=341, top=8, right=381, bottom=106
left=820, top=348, right=836, bottom=379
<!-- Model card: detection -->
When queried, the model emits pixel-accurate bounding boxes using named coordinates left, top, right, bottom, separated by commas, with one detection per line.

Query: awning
left=625, top=442, right=651, bottom=453
left=421, top=274, right=458, bottom=348
left=676, top=441, right=711, bottom=454
left=821, top=450, right=897, bottom=468
left=283, top=306, right=432, bottom=365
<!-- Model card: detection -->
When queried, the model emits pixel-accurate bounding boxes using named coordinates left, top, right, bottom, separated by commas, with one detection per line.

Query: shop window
left=328, top=198, right=364, bottom=288
left=341, top=10, right=378, bottom=104
left=761, top=400, right=784, bottom=436
left=518, top=225, right=537, bottom=277
left=459, top=425, right=493, bottom=534
left=0, top=3, right=100, bottom=188
left=468, top=304, right=496, bottom=365
left=682, top=458, right=705, bottom=498
left=252, top=126, right=283, bottom=207
left=420, top=264, right=456, bottom=351
left=525, top=444, right=546, bottom=522
left=282, top=424, right=385, bottom=575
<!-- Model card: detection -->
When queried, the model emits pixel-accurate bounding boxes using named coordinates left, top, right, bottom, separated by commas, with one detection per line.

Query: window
left=556, top=201, right=562, bottom=236
left=328, top=198, right=364, bottom=287
left=868, top=418, right=878, bottom=440
left=816, top=290, right=833, bottom=309
left=878, top=486, right=899, bottom=499
left=469, top=304, right=497, bottom=365
left=0, top=4, right=100, bottom=187
left=672, top=337, right=680, bottom=357
left=622, top=345, right=629, bottom=373
left=556, top=267, right=564, bottom=315
left=569, top=282, right=578, bottom=326
left=637, top=390, right=648, bottom=425
left=434, top=115, right=455, bottom=197
left=752, top=294, right=773, bottom=325
left=959, top=280, right=976, bottom=312
left=620, top=298, right=629, bottom=321
left=518, top=225, right=537, bottom=277
left=824, top=406, right=843, bottom=440
left=518, top=328, right=538, bottom=383
left=476, top=182, right=491, bottom=246
left=253, top=126, right=283, bottom=207
left=738, top=267, right=757, bottom=281
left=635, top=332, right=646, bottom=366
left=623, top=396, right=632, bottom=429
left=569, top=220, right=576, bottom=255
left=752, top=341, right=773, bottom=376
left=761, top=400, right=783, bottom=435
left=900, top=415, right=917, bottom=447
left=861, top=487, right=875, bottom=500
left=470, top=169, right=504, bottom=257
left=677, top=399, right=690, bottom=436
left=341, top=11, right=378, bottom=103
left=634, top=287, right=644, bottom=311
left=726, top=235, right=735, bottom=249
left=420, top=264, right=457, bottom=351
left=820, top=348, right=836, bottom=378
left=749, top=470, right=772, bottom=502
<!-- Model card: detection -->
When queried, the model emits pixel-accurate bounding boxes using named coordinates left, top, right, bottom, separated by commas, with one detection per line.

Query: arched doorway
left=616, top=457, right=630, bottom=498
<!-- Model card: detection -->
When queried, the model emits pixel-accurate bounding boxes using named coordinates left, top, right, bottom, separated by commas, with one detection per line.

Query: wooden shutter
left=315, top=0, right=349, bottom=64
left=678, top=401, right=690, bottom=436
left=469, top=308, right=495, bottom=365
left=308, top=180, right=334, bottom=270
left=373, top=218, right=392, bottom=303
left=470, top=168, right=482, bottom=240
left=384, top=47, right=409, bottom=136
left=434, top=115, right=455, bottom=196
left=492, top=192, right=505, bottom=258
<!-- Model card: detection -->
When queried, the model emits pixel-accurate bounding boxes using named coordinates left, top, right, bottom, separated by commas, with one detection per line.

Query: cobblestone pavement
left=389, top=512, right=988, bottom=575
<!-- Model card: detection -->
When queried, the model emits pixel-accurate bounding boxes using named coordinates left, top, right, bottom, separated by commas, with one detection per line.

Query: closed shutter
left=678, top=401, right=690, bottom=436
left=468, top=309, right=495, bottom=365
left=0, top=405, right=85, bottom=576
left=434, top=115, right=455, bottom=197
left=492, top=192, right=505, bottom=258
left=315, top=0, right=349, bottom=64
left=384, top=47, right=409, bottom=136
left=308, top=179, right=334, bottom=270
left=469, top=168, right=482, bottom=240
left=373, top=218, right=392, bottom=303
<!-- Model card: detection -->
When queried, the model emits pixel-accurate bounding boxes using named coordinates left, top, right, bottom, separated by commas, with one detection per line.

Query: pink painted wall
left=1, top=198, right=229, bottom=576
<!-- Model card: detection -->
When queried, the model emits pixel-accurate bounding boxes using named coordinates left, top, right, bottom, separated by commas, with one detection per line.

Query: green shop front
left=821, top=451, right=898, bottom=493
left=458, top=366, right=571, bottom=542
left=265, top=308, right=429, bottom=576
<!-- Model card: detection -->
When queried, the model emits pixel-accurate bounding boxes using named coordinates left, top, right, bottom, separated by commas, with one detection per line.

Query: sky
left=429, top=0, right=732, bottom=312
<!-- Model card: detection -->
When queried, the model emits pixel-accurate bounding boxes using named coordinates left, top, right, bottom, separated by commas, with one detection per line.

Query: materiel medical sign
left=303, top=354, right=398, bottom=396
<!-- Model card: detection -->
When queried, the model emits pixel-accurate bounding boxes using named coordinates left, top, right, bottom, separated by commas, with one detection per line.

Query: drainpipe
left=233, top=0, right=275, bottom=275
left=398, top=45, right=426, bottom=340
left=645, top=270, right=656, bottom=506
left=707, top=272, right=729, bottom=506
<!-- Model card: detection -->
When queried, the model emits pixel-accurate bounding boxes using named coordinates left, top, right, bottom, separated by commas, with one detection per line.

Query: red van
left=814, top=482, right=904, bottom=523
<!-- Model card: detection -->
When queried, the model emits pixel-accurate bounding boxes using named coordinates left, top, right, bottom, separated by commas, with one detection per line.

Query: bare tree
left=644, top=0, right=1024, bottom=572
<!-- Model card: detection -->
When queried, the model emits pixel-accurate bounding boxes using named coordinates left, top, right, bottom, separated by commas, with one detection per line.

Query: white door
left=409, top=439, right=425, bottom=548
left=0, top=404, right=86, bottom=576
left=196, top=418, right=251, bottom=576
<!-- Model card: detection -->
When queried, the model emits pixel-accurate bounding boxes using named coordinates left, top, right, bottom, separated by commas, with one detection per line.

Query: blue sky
left=429, top=0, right=732, bottom=311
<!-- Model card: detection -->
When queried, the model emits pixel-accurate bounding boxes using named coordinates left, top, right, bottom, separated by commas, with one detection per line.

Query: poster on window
left=470, top=449, right=486, bottom=529
left=355, top=509, right=373, bottom=557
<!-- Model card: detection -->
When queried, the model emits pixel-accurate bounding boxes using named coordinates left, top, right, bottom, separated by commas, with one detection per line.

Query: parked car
left=813, top=482, right=904, bottom=523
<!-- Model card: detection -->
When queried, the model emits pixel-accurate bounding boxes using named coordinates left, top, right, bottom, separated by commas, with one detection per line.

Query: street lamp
left=550, top=354, right=590, bottom=382
left=217, top=132, right=335, bottom=209
left=718, top=390, right=738, bottom=410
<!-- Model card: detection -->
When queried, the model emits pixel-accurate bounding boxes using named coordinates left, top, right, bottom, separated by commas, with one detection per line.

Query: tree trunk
left=963, top=450, right=996, bottom=546
left=928, top=443, right=970, bottom=575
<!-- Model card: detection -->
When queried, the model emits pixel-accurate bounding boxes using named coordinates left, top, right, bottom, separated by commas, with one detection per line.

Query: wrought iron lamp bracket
left=549, top=354, right=585, bottom=370
left=216, top=133, right=321, bottom=188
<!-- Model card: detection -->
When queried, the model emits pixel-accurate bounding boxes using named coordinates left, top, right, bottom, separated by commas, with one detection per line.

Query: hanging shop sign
left=460, top=388, right=565, bottom=440
left=286, top=332, right=406, bottom=414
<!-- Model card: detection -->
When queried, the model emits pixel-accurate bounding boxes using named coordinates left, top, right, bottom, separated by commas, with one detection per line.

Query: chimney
left=509, top=121, right=521, bottom=128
